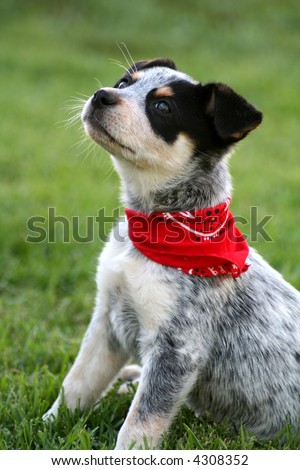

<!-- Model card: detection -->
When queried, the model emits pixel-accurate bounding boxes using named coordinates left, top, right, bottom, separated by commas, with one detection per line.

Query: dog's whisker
left=70, top=131, right=91, bottom=151
left=116, top=42, right=131, bottom=70
left=73, top=92, right=90, bottom=100
left=93, top=77, right=103, bottom=90
left=79, top=140, right=98, bottom=166
left=59, top=96, right=87, bottom=129
left=102, top=164, right=115, bottom=183
left=117, top=41, right=136, bottom=73
left=59, top=111, right=82, bottom=129
left=64, top=102, right=85, bottom=109
left=63, top=107, right=84, bottom=117
left=63, top=105, right=85, bottom=114
left=84, top=145, right=97, bottom=165
left=120, top=42, right=137, bottom=72
left=66, top=94, right=89, bottom=102
left=109, top=58, right=129, bottom=74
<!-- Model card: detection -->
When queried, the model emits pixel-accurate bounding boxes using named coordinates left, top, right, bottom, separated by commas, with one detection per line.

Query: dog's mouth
left=84, top=114, right=135, bottom=155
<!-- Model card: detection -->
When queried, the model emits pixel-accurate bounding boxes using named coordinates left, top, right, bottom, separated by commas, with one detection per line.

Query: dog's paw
left=42, top=410, right=55, bottom=422
left=117, top=364, right=142, bottom=394
left=118, top=364, right=142, bottom=382
left=42, top=399, right=60, bottom=422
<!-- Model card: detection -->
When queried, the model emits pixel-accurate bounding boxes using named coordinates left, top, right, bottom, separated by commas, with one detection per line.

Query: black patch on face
left=146, top=79, right=262, bottom=164
left=145, top=80, right=225, bottom=151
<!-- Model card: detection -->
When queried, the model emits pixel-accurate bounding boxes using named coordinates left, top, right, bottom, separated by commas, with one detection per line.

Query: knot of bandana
left=125, top=198, right=250, bottom=278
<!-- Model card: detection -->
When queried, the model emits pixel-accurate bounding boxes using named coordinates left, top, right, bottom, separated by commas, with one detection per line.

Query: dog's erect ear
left=202, top=83, right=263, bottom=141
left=128, top=58, right=177, bottom=74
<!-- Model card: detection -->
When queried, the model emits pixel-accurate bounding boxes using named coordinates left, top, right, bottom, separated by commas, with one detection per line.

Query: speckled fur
left=44, top=59, right=300, bottom=449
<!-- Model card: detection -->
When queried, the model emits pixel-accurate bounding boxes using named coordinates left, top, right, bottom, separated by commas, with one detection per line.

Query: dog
left=44, top=58, right=300, bottom=449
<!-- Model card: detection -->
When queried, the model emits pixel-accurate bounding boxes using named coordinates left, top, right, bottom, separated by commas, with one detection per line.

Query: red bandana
left=125, top=198, right=250, bottom=278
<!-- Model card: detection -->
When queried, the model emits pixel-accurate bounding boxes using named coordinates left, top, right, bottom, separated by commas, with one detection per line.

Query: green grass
left=1, top=0, right=300, bottom=450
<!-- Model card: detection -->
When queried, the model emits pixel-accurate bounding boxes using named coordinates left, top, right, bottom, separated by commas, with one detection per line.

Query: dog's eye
left=154, top=100, right=171, bottom=114
left=118, top=79, right=130, bottom=89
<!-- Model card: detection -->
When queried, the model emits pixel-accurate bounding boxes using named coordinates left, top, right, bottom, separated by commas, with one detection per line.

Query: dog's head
left=82, top=58, right=262, bottom=208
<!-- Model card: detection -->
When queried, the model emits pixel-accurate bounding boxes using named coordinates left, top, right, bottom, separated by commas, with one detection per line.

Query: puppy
left=44, top=58, right=300, bottom=449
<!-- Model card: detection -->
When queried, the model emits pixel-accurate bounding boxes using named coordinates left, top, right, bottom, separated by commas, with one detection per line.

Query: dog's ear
left=202, top=83, right=263, bottom=141
left=128, top=58, right=177, bottom=74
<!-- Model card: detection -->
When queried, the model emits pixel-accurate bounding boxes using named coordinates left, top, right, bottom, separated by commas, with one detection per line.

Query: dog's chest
left=98, top=227, right=175, bottom=353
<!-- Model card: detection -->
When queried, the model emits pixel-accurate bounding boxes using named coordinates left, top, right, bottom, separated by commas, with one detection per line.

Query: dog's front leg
left=44, top=298, right=129, bottom=420
left=115, top=348, right=198, bottom=449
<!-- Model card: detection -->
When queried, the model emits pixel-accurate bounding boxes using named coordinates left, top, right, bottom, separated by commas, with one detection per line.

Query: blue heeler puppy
left=44, top=58, right=300, bottom=449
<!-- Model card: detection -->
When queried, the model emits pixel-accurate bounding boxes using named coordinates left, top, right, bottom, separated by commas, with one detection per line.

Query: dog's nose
left=92, top=89, right=118, bottom=109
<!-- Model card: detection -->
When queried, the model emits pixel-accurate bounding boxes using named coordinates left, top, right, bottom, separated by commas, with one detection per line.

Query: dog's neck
left=113, top=155, right=232, bottom=214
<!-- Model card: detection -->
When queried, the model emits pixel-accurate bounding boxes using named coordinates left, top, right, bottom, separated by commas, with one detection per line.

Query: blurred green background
left=1, top=0, right=300, bottom=449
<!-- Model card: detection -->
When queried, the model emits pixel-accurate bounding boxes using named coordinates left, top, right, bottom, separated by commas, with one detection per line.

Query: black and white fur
left=44, top=58, right=300, bottom=449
